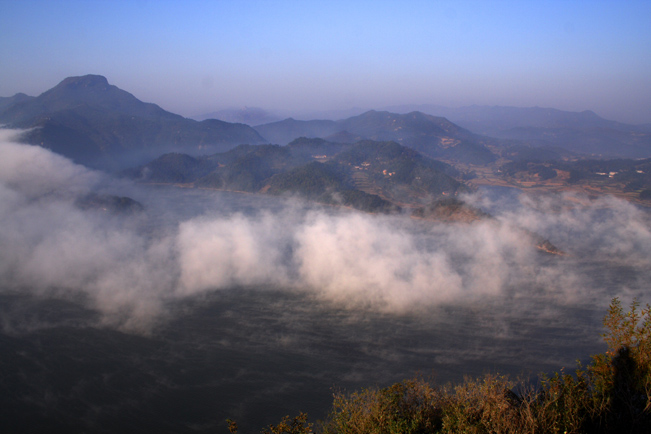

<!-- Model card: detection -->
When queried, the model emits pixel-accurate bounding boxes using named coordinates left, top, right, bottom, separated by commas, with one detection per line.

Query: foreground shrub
left=440, top=374, right=520, bottom=433
left=588, top=298, right=651, bottom=432
left=321, top=378, right=444, bottom=434
left=530, top=369, right=592, bottom=433
left=230, top=298, right=651, bottom=433
left=228, top=413, right=312, bottom=434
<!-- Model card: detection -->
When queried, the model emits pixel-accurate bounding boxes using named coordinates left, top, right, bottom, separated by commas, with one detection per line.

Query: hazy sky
left=1, top=0, right=650, bottom=123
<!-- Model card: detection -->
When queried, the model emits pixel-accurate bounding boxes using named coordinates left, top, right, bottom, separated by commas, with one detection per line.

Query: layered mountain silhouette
left=0, top=93, right=35, bottom=112
left=383, top=104, right=651, bottom=158
left=192, top=106, right=281, bottom=125
left=0, top=75, right=266, bottom=170
left=255, top=118, right=338, bottom=145
left=254, top=110, right=497, bottom=164
left=4, top=74, right=649, bottom=175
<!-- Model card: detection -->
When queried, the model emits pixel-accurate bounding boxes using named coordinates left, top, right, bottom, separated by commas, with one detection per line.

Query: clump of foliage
left=323, top=378, right=444, bottom=434
left=228, top=413, right=313, bottom=434
left=234, top=298, right=651, bottom=433
left=588, top=298, right=651, bottom=432
left=262, top=413, right=313, bottom=434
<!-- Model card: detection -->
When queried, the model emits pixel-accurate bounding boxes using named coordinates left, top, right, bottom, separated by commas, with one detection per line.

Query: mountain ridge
left=4, top=74, right=650, bottom=172
left=382, top=104, right=651, bottom=157
left=0, top=75, right=267, bottom=170
left=254, top=110, right=497, bottom=164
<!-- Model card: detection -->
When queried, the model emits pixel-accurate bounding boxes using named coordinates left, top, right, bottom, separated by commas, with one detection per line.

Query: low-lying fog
left=1, top=129, right=650, bottom=433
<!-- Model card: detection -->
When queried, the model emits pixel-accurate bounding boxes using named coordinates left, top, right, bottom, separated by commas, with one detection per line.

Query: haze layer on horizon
left=1, top=0, right=650, bottom=124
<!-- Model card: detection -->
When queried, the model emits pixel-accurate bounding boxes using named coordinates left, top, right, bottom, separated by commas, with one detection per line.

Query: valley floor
left=453, top=160, right=651, bottom=207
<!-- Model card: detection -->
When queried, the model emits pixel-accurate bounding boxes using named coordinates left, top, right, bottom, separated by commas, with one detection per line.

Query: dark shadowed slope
left=0, top=75, right=267, bottom=170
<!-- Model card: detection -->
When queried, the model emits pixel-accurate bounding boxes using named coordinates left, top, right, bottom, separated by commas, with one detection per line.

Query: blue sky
left=1, top=0, right=650, bottom=123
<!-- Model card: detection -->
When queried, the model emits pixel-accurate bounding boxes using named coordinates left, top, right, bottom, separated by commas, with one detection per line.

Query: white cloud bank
left=1, top=130, right=650, bottom=332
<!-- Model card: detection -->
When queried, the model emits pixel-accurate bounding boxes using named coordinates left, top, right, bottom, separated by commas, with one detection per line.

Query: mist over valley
left=3, top=1, right=651, bottom=430
left=1, top=100, right=651, bottom=431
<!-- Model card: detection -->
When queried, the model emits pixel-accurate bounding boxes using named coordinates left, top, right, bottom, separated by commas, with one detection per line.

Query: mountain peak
left=27, top=74, right=187, bottom=123
left=38, top=74, right=117, bottom=104
left=56, top=74, right=110, bottom=90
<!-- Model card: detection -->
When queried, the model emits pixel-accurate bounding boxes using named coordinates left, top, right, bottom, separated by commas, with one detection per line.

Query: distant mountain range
left=0, top=75, right=266, bottom=170
left=192, top=106, right=282, bottom=125
left=200, top=103, right=651, bottom=158
left=3, top=74, right=651, bottom=175
left=382, top=104, right=651, bottom=158
left=192, top=107, right=369, bottom=125
left=254, top=111, right=498, bottom=164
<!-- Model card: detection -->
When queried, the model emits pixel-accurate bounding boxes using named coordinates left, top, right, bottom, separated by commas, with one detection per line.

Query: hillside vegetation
left=230, top=298, right=651, bottom=434
left=126, top=139, right=466, bottom=214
